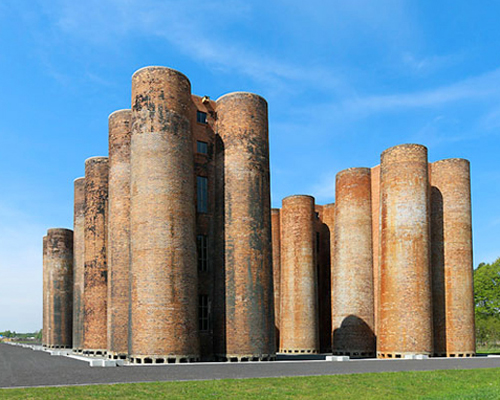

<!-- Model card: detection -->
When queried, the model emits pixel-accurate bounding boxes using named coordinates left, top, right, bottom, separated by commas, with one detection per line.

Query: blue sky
left=1, top=0, right=500, bottom=332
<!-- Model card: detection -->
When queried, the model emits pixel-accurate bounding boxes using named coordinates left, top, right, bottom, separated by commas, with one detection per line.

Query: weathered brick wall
left=214, top=92, right=275, bottom=361
left=83, top=157, right=108, bottom=354
left=332, top=168, right=375, bottom=357
left=72, top=177, right=85, bottom=351
left=129, top=66, right=199, bottom=363
left=191, top=95, right=217, bottom=360
left=280, top=195, right=319, bottom=353
left=271, top=208, right=281, bottom=349
left=315, top=205, right=332, bottom=353
left=321, top=203, right=335, bottom=353
left=370, top=165, right=380, bottom=338
left=42, top=235, right=48, bottom=347
left=430, top=159, right=475, bottom=357
left=47, top=228, right=73, bottom=348
left=107, top=109, right=131, bottom=358
left=378, top=144, right=432, bottom=358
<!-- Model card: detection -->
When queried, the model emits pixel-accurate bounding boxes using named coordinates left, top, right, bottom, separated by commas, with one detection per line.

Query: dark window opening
left=199, top=295, right=211, bottom=332
left=197, top=141, right=208, bottom=154
left=197, top=111, right=207, bottom=124
left=197, top=176, right=208, bottom=213
left=316, top=232, right=320, bottom=254
left=197, top=235, right=208, bottom=272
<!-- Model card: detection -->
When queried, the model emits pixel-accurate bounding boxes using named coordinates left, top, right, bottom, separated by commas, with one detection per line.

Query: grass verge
left=2, top=368, right=500, bottom=400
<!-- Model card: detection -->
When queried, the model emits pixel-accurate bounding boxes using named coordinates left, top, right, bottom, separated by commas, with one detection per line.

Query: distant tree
left=474, top=258, right=500, bottom=319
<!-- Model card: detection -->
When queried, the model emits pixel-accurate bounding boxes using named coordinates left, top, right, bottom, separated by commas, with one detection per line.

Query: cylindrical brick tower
left=332, top=168, right=375, bottom=357
left=129, top=66, right=199, bottom=363
left=107, top=109, right=132, bottom=360
left=271, top=208, right=281, bottom=349
left=279, top=195, right=319, bottom=354
left=83, top=157, right=109, bottom=356
left=42, top=235, right=48, bottom=347
left=430, top=159, right=475, bottom=357
left=214, top=92, right=275, bottom=361
left=371, top=165, right=380, bottom=337
left=378, top=144, right=433, bottom=358
left=46, top=228, right=73, bottom=348
left=72, top=177, right=85, bottom=352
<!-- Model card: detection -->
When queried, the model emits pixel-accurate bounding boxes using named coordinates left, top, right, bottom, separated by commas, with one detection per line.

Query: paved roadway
left=1, top=343, right=500, bottom=389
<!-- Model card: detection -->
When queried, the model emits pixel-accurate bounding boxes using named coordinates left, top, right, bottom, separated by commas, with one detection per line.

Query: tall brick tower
left=431, top=158, right=475, bottom=357
left=279, top=195, right=319, bottom=354
left=378, top=144, right=433, bottom=358
left=214, top=92, right=275, bottom=361
left=332, top=168, right=375, bottom=357
left=46, top=228, right=73, bottom=348
left=42, top=235, right=48, bottom=347
left=82, top=157, right=109, bottom=355
left=129, top=66, right=199, bottom=363
left=107, top=109, right=132, bottom=359
left=72, top=177, right=85, bottom=352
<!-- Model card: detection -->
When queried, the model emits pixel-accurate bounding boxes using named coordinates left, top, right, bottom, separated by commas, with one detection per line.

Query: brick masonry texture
left=430, top=159, right=475, bottom=357
left=46, top=228, right=73, bottom=348
left=371, top=165, right=380, bottom=337
left=72, top=177, right=85, bottom=351
left=280, top=195, right=319, bottom=354
left=83, top=157, right=109, bottom=353
left=42, top=235, right=48, bottom=346
left=315, top=205, right=332, bottom=353
left=271, top=208, right=281, bottom=348
left=332, top=168, right=375, bottom=357
left=214, top=92, right=275, bottom=360
left=42, top=63, right=476, bottom=361
left=107, top=109, right=132, bottom=358
left=191, top=94, right=217, bottom=360
left=320, top=203, right=335, bottom=353
left=378, top=144, right=433, bottom=358
left=129, top=67, right=199, bottom=362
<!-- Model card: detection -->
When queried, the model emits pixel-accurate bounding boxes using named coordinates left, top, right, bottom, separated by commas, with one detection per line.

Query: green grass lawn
left=477, top=346, right=500, bottom=355
left=2, top=368, right=500, bottom=400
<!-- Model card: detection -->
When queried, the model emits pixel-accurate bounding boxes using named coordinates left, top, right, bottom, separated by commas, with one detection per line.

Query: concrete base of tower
left=332, top=350, right=375, bottom=358
left=280, top=348, right=318, bottom=355
left=128, top=354, right=200, bottom=364
left=215, top=353, right=276, bottom=362
left=377, top=351, right=432, bottom=359
left=82, top=348, right=107, bottom=357
left=107, top=351, right=128, bottom=360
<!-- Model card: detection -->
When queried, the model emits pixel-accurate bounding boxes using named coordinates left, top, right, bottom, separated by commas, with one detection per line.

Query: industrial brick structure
left=280, top=195, right=319, bottom=354
left=42, top=65, right=475, bottom=362
left=83, top=157, right=109, bottom=356
left=430, top=159, right=475, bottom=357
left=44, top=228, right=73, bottom=349
left=107, top=110, right=132, bottom=359
left=72, top=177, right=85, bottom=352
left=332, top=168, right=375, bottom=357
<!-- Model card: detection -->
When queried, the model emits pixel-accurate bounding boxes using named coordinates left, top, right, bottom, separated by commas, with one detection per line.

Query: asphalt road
left=2, top=343, right=500, bottom=389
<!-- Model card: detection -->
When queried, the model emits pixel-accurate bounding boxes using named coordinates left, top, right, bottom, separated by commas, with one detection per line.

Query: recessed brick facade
left=271, top=208, right=281, bottom=349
